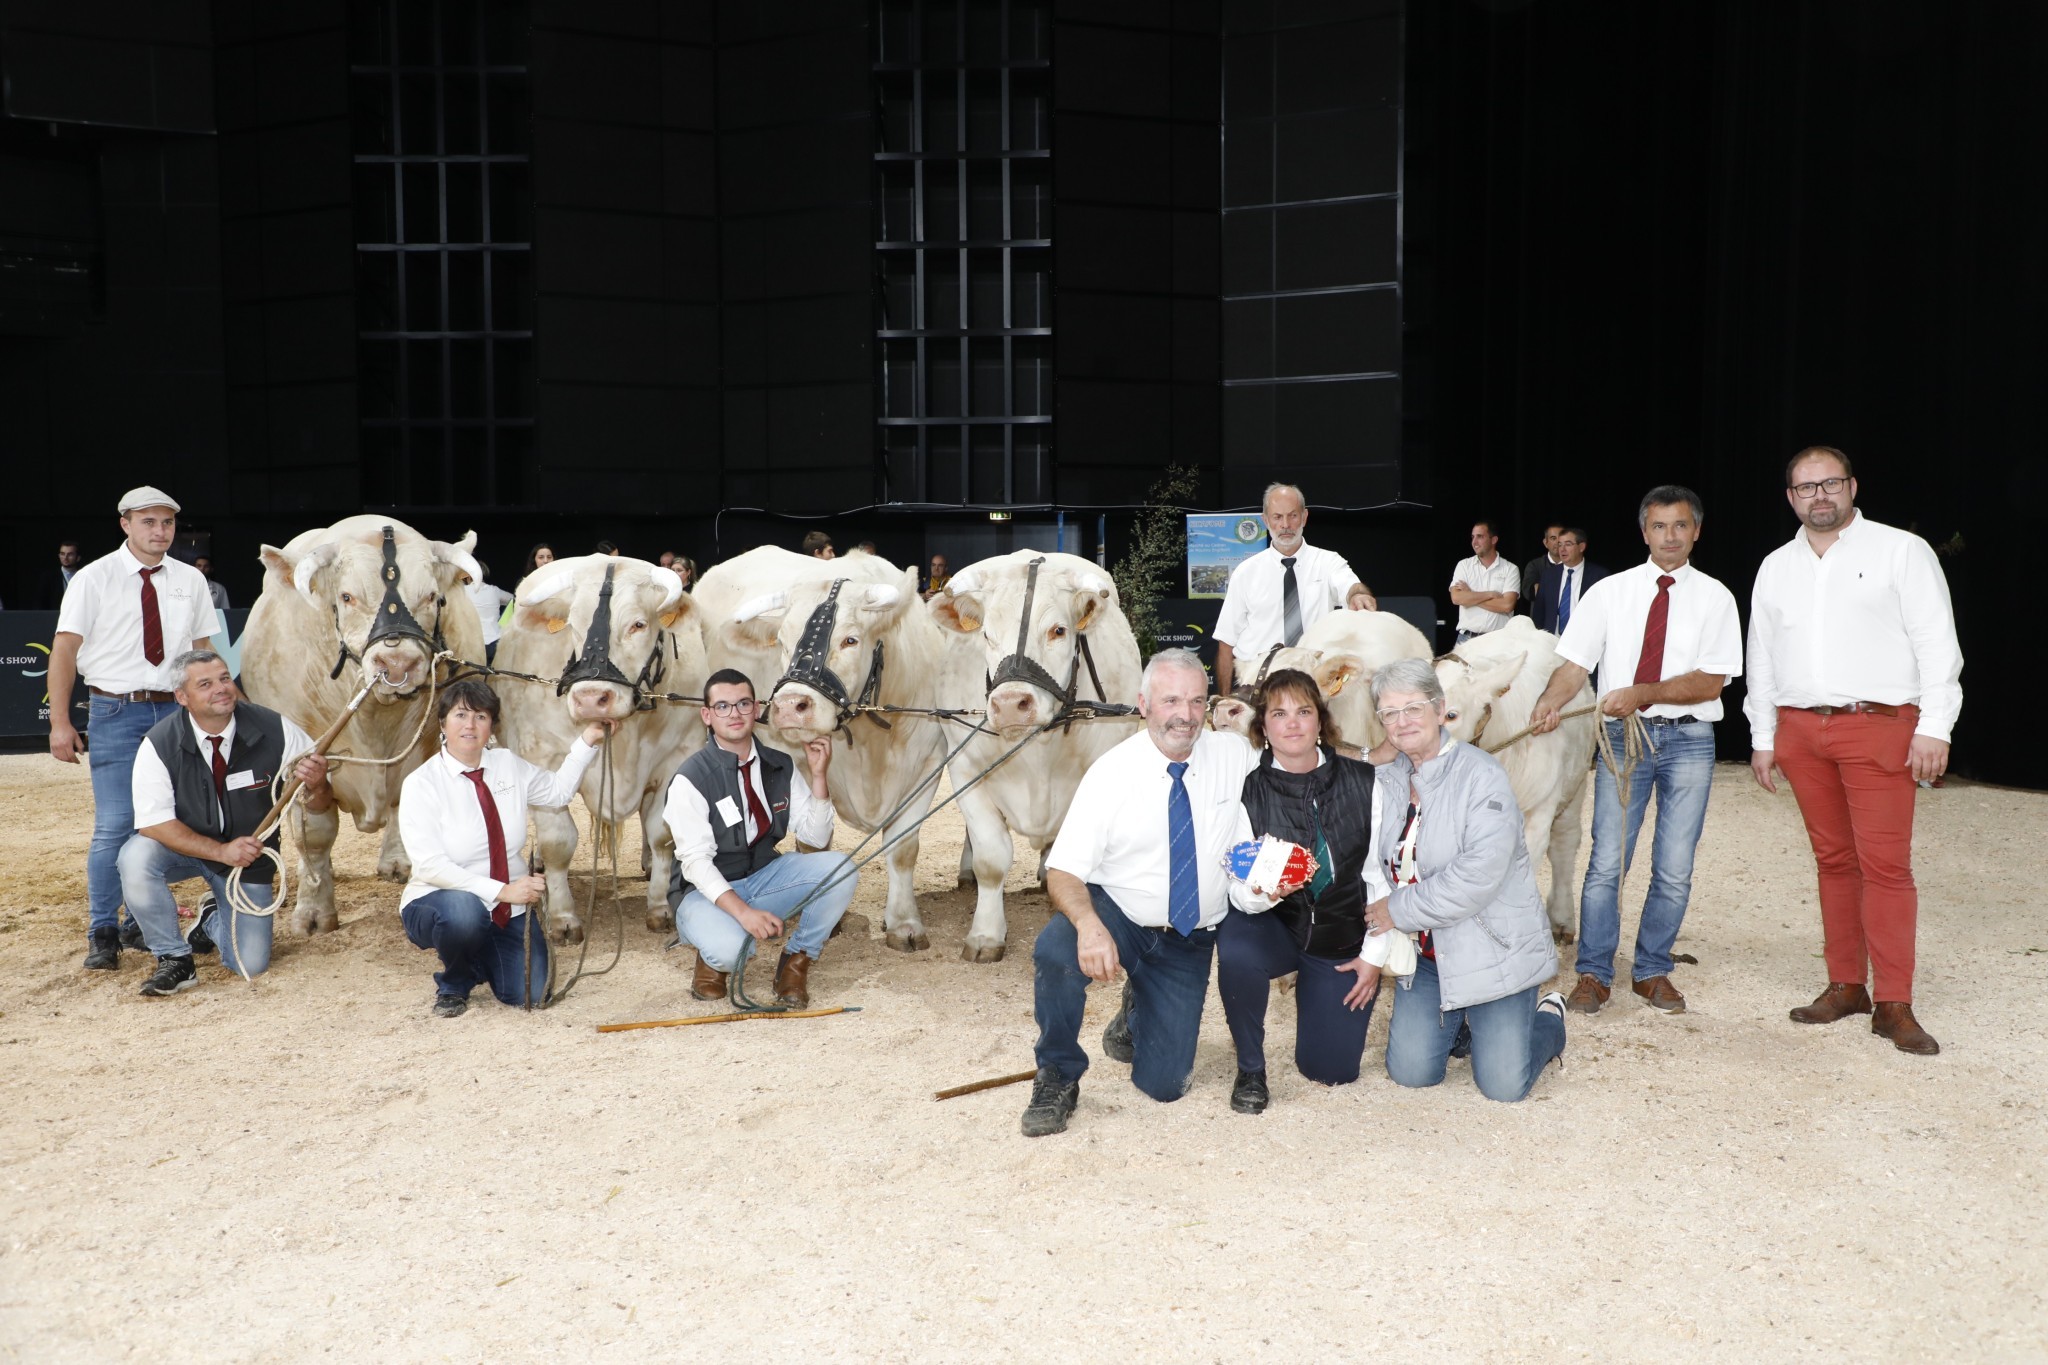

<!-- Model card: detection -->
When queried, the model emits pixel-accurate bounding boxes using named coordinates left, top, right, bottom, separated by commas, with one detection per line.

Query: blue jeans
left=1576, top=718, right=1716, bottom=986
left=1033, top=885, right=1216, bottom=1102
left=1217, top=908, right=1377, bottom=1085
left=116, top=833, right=274, bottom=976
left=1386, top=956, right=1563, bottom=1102
left=674, top=851, right=856, bottom=972
left=84, top=694, right=182, bottom=935
left=402, top=889, right=550, bottom=1006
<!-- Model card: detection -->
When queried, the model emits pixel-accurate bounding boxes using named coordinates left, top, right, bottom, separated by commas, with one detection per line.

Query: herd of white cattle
left=239, top=516, right=1600, bottom=961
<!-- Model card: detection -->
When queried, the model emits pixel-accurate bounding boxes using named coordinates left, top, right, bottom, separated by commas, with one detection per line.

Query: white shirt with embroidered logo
left=1214, top=542, right=1362, bottom=655
left=661, top=742, right=837, bottom=904
left=1743, top=511, right=1963, bottom=747
left=1556, top=558, right=1744, bottom=722
left=131, top=711, right=317, bottom=830
left=56, top=545, right=223, bottom=693
left=1450, top=553, right=1521, bottom=635
left=397, top=740, right=599, bottom=913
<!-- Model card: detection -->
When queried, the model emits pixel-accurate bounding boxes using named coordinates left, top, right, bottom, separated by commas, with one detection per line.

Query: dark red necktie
left=208, top=735, right=228, bottom=814
left=1633, top=574, right=1677, bottom=709
left=139, top=566, right=164, bottom=666
left=461, top=768, right=512, bottom=927
left=738, top=756, right=773, bottom=847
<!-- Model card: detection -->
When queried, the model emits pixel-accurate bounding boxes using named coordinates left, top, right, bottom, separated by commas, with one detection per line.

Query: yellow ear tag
left=958, top=615, right=980, bottom=632
left=659, top=607, right=685, bottom=628
left=546, top=617, right=569, bottom=633
left=1324, top=675, right=1347, bottom=697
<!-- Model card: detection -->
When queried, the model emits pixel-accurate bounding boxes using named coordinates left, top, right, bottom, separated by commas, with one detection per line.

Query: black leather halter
left=1230, top=642, right=1288, bottom=702
left=329, top=525, right=450, bottom=680
left=767, top=578, right=887, bottom=733
left=555, top=562, right=667, bottom=708
left=984, top=556, right=1117, bottom=729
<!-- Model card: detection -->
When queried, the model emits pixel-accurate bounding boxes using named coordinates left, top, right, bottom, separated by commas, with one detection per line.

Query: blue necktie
left=1557, top=567, right=1575, bottom=632
left=1166, top=761, right=1199, bottom=934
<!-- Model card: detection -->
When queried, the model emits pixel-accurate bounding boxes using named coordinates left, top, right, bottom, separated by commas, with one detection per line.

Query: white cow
left=928, top=551, right=1144, bottom=960
left=1434, top=617, right=1597, bottom=941
left=494, top=554, right=705, bottom=942
left=1212, top=609, right=1433, bottom=750
left=243, top=516, right=485, bottom=933
left=696, top=546, right=981, bottom=951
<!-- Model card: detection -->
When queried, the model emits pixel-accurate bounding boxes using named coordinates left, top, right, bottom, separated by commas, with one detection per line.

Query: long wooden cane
left=597, top=1005, right=862, bottom=1032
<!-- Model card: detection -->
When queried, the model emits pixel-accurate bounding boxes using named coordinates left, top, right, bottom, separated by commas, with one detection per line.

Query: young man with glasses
left=1745, top=447, right=1962, bottom=1056
left=660, top=669, right=855, bottom=1006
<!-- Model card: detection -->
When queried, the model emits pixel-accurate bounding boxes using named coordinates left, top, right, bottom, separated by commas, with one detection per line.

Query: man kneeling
left=120, top=649, right=332, bottom=995
left=663, top=669, right=854, bottom=1006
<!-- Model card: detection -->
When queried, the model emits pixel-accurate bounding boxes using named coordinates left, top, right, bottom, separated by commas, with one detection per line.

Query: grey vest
left=144, top=703, right=288, bottom=884
left=666, top=741, right=793, bottom=909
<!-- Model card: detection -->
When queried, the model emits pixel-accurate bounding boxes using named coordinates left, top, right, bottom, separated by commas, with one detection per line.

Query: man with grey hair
left=1213, top=482, right=1376, bottom=693
left=1022, top=648, right=1260, bottom=1136
left=120, top=649, right=333, bottom=995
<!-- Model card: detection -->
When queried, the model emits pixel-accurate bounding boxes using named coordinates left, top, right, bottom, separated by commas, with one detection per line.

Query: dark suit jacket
left=1518, top=555, right=1552, bottom=615
left=36, top=568, right=76, bottom=611
left=1532, top=559, right=1609, bottom=633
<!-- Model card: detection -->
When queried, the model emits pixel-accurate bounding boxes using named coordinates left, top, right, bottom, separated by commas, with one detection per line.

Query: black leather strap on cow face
left=1230, top=643, right=1287, bottom=703
left=985, top=557, right=1082, bottom=716
left=329, top=524, right=448, bottom=680
left=768, top=577, right=887, bottom=732
left=554, top=562, right=666, bottom=707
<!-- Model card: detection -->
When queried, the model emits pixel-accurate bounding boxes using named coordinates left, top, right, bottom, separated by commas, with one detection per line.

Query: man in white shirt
left=1450, top=520, right=1520, bottom=643
left=194, top=555, right=230, bottom=611
left=662, top=669, right=854, bottom=1008
left=1532, top=485, right=1743, bottom=1016
left=1746, top=447, right=1961, bottom=1056
left=121, top=649, right=332, bottom=996
left=48, top=488, right=225, bottom=971
left=1022, top=648, right=1260, bottom=1136
left=1212, top=483, right=1376, bottom=693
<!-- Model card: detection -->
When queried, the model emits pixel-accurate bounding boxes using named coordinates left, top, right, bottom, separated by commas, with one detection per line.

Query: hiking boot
left=1019, top=1067, right=1079, bottom=1138
left=1102, top=981, right=1134, bottom=1063
left=83, top=927, right=122, bottom=971
left=691, top=954, right=728, bottom=1001
left=139, top=954, right=198, bottom=997
left=1230, top=1068, right=1270, bottom=1115
left=432, top=993, right=469, bottom=1019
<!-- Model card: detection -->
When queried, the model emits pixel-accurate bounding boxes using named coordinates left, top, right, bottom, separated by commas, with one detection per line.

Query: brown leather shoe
left=1564, top=973, right=1610, bottom=1014
left=773, top=949, right=813, bottom=1008
left=1789, top=982, right=1872, bottom=1024
left=1631, top=974, right=1686, bottom=1013
left=1872, top=1001, right=1939, bottom=1055
left=691, top=954, right=728, bottom=1001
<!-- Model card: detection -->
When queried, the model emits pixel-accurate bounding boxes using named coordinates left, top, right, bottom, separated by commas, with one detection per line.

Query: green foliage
left=1112, top=464, right=1202, bottom=659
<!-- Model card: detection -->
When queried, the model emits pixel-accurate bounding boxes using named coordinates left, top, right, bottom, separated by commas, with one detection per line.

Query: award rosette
left=1224, top=836, right=1318, bottom=898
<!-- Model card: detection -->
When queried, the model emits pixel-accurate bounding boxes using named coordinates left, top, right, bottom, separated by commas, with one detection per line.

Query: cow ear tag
left=546, top=617, right=569, bottom=633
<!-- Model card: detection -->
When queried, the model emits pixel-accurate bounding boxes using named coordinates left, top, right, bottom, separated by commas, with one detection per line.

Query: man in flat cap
left=48, top=488, right=225, bottom=972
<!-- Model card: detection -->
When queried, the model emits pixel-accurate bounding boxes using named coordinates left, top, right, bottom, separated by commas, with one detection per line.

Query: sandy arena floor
left=1, top=749, right=2043, bottom=1362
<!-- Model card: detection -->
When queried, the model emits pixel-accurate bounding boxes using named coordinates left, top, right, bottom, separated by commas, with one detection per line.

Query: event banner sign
left=1185, top=513, right=1267, bottom=598
left=0, top=610, right=249, bottom=740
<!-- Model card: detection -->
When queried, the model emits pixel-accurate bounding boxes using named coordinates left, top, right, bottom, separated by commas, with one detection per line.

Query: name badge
left=225, top=770, right=262, bottom=791
left=714, top=795, right=742, bottom=827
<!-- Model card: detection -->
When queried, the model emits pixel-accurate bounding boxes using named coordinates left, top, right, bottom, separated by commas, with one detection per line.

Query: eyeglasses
left=1789, top=476, right=1849, bottom=499
left=708, top=698, right=757, bottom=717
left=1375, top=701, right=1437, bottom=725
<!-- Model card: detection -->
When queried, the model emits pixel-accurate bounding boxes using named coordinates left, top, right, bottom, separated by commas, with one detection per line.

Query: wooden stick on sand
left=597, top=1005, right=861, bottom=1032
left=934, top=1069, right=1038, bottom=1101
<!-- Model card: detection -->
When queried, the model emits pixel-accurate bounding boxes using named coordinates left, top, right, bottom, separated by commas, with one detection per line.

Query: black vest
left=666, top=741, right=794, bottom=909
left=1239, top=745, right=1377, bottom=959
left=144, top=703, right=288, bottom=884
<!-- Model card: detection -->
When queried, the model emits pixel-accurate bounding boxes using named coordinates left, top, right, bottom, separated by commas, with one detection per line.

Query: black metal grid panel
left=350, top=0, right=534, bottom=508
left=875, top=0, right=1051, bottom=507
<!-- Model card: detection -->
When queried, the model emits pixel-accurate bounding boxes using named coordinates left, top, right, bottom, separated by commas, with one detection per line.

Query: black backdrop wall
left=1, top=0, right=2041, bottom=782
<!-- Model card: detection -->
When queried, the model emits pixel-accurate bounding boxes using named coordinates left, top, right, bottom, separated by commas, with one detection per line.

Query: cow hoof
left=961, top=942, right=1007, bottom=964
left=555, top=921, right=586, bottom=946
left=1552, top=926, right=1576, bottom=945
left=376, top=859, right=411, bottom=884
left=644, top=909, right=673, bottom=934
left=885, top=929, right=930, bottom=953
left=956, top=872, right=977, bottom=890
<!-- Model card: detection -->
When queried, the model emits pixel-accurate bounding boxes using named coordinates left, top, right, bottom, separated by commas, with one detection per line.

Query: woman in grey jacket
left=1360, top=658, right=1567, bottom=1101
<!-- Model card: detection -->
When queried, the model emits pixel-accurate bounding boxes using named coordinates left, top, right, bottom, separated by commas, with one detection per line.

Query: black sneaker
left=1102, top=981, right=1134, bottom=1063
left=1230, top=1068, right=1270, bottom=1115
left=1019, top=1067, right=1079, bottom=1138
left=83, top=928, right=122, bottom=971
left=188, top=896, right=218, bottom=954
left=1448, top=1018, right=1473, bottom=1060
left=139, top=954, right=198, bottom=997
left=119, top=917, right=146, bottom=951
left=432, top=993, right=469, bottom=1019
left=187, top=921, right=217, bottom=956
left=1537, top=990, right=1568, bottom=1071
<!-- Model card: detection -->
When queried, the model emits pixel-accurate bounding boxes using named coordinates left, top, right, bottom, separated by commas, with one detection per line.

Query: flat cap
left=117, top=486, right=182, bottom=514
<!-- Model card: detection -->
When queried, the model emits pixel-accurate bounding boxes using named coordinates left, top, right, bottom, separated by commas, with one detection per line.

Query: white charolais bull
left=494, top=554, right=705, bottom=942
left=243, top=516, right=486, bottom=933
left=1435, top=616, right=1597, bottom=941
left=697, top=546, right=980, bottom=952
left=1211, top=609, right=1433, bottom=750
left=928, top=551, right=1144, bottom=961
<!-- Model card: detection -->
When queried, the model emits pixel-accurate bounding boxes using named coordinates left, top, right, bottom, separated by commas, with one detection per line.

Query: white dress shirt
left=1047, top=729, right=1259, bottom=930
left=131, top=711, right=316, bottom=829
left=398, top=740, right=599, bottom=912
left=1555, top=558, right=1744, bottom=721
left=1213, top=542, right=1361, bottom=652
left=467, top=580, right=512, bottom=646
left=56, top=545, right=223, bottom=693
left=1743, top=512, right=1963, bottom=747
left=662, top=741, right=836, bottom=903
left=1555, top=561, right=1591, bottom=622
left=1450, top=553, right=1521, bottom=634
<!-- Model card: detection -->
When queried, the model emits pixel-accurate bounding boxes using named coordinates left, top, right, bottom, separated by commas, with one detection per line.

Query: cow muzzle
left=987, top=682, right=1048, bottom=735
left=566, top=679, right=630, bottom=722
left=365, top=641, right=431, bottom=694
left=768, top=685, right=836, bottom=742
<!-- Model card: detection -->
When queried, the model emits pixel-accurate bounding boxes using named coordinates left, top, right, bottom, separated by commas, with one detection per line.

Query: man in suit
left=1520, top=524, right=1564, bottom=617
left=38, top=540, right=83, bottom=609
left=1532, top=527, right=1608, bottom=635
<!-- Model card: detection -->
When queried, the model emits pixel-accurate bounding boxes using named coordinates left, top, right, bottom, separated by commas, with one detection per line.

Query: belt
left=89, top=686, right=176, bottom=703
left=1794, top=701, right=1902, bottom=717
left=1636, top=714, right=1699, bottom=726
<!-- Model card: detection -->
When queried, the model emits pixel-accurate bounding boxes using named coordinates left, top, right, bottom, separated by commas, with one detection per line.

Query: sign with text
left=1185, top=513, right=1267, bottom=598
left=0, top=610, right=249, bottom=739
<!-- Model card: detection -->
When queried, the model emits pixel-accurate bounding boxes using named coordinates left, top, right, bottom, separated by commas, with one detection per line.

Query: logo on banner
left=4, top=641, right=51, bottom=703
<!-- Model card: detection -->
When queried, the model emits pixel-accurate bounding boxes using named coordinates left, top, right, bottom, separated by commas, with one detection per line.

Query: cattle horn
left=860, top=583, right=901, bottom=611
left=946, top=567, right=981, bottom=595
left=1077, top=573, right=1112, bottom=596
left=649, top=565, right=685, bottom=612
left=285, top=542, right=341, bottom=612
left=521, top=568, right=575, bottom=606
left=430, top=531, right=484, bottom=587
left=733, top=590, right=789, bottom=623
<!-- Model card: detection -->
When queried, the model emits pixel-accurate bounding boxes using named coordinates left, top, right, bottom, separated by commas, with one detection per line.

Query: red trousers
left=1773, top=705, right=1922, bottom=1001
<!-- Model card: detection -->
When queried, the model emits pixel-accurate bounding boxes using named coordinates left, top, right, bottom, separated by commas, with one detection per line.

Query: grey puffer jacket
left=1373, top=733, right=1555, bottom=1012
